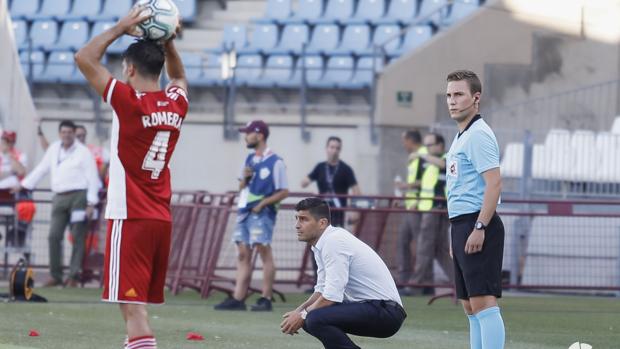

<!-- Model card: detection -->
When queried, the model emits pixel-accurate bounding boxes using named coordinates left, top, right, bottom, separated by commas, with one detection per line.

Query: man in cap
left=215, top=120, right=289, bottom=312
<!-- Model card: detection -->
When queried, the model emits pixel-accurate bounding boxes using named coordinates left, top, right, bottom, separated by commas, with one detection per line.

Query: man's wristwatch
left=474, top=221, right=487, bottom=231
left=300, top=309, right=308, bottom=320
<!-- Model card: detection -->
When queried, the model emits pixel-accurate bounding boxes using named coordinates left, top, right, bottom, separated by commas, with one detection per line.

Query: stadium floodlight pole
left=300, top=43, right=310, bottom=142
left=368, top=44, right=380, bottom=145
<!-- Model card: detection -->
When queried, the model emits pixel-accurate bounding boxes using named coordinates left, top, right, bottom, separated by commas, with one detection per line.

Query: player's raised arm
left=75, top=6, right=150, bottom=96
left=163, top=38, right=188, bottom=92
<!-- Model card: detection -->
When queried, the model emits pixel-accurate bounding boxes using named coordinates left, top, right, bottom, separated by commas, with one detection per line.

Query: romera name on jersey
left=142, top=111, right=184, bottom=129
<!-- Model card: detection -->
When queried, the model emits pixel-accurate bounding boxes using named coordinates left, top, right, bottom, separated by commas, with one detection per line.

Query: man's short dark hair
left=404, top=129, right=422, bottom=144
left=295, top=198, right=331, bottom=224
left=76, top=125, right=86, bottom=132
left=326, top=136, right=342, bottom=146
left=59, top=120, right=76, bottom=131
left=122, top=40, right=165, bottom=79
left=446, top=70, right=482, bottom=95
left=430, top=132, right=445, bottom=146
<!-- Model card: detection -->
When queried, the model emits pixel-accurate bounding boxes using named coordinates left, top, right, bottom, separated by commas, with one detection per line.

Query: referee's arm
left=477, top=168, right=501, bottom=226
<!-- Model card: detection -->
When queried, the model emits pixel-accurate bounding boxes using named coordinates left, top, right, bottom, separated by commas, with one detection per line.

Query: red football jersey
left=103, top=78, right=188, bottom=221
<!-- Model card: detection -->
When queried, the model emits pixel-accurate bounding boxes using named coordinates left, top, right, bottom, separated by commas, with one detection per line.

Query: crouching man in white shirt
left=281, top=197, right=407, bottom=349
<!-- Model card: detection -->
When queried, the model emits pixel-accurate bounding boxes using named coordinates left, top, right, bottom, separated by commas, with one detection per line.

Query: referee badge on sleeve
left=447, top=159, right=458, bottom=178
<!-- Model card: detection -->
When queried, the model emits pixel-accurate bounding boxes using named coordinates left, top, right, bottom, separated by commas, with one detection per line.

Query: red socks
left=126, top=336, right=157, bottom=349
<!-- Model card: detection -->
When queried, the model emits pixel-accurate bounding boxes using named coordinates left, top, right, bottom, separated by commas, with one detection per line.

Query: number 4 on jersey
left=142, top=131, right=171, bottom=179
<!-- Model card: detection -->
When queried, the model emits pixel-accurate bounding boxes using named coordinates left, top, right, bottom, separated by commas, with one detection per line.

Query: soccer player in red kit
left=75, top=6, right=187, bottom=349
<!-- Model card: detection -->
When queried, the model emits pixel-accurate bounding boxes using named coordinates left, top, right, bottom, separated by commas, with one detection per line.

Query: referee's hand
left=465, top=230, right=485, bottom=254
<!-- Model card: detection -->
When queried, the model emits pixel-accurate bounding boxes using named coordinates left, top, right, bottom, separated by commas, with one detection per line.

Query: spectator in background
left=16, top=120, right=100, bottom=287
left=75, top=125, right=110, bottom=184
left=215, top=120, right=289, bottom=312
left=409, top=133, right=454, bottom=294
left=394, top=129, right=427, bottom=295
left=301, top=136, right=361, bottom=227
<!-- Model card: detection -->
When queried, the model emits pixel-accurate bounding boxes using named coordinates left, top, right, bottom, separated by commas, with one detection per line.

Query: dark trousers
left=303, top=300, right=407, bottom=349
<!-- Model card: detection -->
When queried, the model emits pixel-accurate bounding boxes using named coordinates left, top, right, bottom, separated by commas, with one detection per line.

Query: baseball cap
left=2, top=131, right=16, bottom=143
left=238, top=120, right=269, bottom=138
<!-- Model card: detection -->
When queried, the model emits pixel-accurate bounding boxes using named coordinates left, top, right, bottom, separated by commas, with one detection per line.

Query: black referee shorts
left=450, top=211, right=505, bottom=300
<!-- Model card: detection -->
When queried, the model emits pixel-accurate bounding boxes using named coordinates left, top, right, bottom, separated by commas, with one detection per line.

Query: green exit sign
left=397, top=91, right=413, bottom=107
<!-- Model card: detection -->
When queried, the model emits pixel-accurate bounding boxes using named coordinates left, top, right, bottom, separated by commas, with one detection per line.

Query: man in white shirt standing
left=16, top=120, right=100, bottom=287
left=281, top=198, right=406, bottom=349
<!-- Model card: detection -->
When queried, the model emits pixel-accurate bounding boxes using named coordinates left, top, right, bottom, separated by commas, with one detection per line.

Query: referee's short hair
left=295, top=198, right=331, bottom=224
left=447, top=70, right=482, bottom=95
left=403, top=129, right=422, bottom=144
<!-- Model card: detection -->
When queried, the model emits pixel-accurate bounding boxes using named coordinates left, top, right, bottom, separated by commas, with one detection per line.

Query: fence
left=2, top=191, right=619, bottom=297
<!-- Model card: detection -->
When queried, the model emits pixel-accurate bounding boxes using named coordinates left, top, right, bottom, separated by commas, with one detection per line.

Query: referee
left=445, top=70, right=505, bottom=349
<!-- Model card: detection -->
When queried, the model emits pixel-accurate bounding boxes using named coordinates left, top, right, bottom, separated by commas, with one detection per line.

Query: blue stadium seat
left=39, top=50, right=84, bottom=83
left=53, top=20, right=89, bottom=51
left=248, top=55, right=293, bottom=88
left=58, top=0, right=102, bottom=20
left=442, top=0, right=479, bottom=26
left=369, top=25, right=401, bottom=56
left=342, top=0, right=385, bottom=25
left=254, top=0, right=292, bottom=24
left=418, top=0, right=449, bottom=24
left=305, top=24, right=340, bottom=55
left=331, top=25, right=370, bottom=55
left=91, top=0, right=133, bottom=21
left=267, top=24, right=309, bottom=55
left=207, top=25, right=247, bottom=53
left=180, top=51, right=206, bottom=86
left=234, top=54, right=263, bottom=87
left=390, top=25, right=432, bottom=57
left=310, top=56, right=354, bottom=88
left=29, top=19, right=59, bottom=50
left=108, top=34, right=138, bottom=54
left=373, top=0, right=417, bottom=25
left=310, top=0, right=355, bottom=25
left=278, top=55, right=323, bottom=88
left=176, top=0, right=197, bottom=23
left=238, top=24, right=279, bottom=54
left=341, top=56, right=383, bottom=89
left=30, top=0, right=71, bottom=20
left=203, top=53, right=226, bottom=86
left=19, top=50, right=45, bottom=81
left=12, top=20, right=29, bottom=50
left=279, top=0, right=323, bottom=24
left=10, top=0, right=40, bottom=20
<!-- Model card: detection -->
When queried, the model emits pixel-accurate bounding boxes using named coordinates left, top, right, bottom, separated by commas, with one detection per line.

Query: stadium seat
left=530, top=144, right=548, bottom=179
left=267, top=24, right=309, bottom=55
left=29, top=19, right=59, bottom=50
left=208, top=25, right=247, bottom=53
left=278, top=55, right=323, bottom=88
left=342, top=0, right=385, bottom=25
left=91, top=0, right=133, bottom=21
left=248, top=55, right=294, bottom=88
left=309, top=0, right=355, bottom=25
left=176, top=0, right=197, bottom=23
left=570, top=130, right=597, bottom=182
left=612, top=116, right=620, bottom=135
left=310, top=56, right=354, bottom=88
left=9, top=0, right=40, bottom=20
left=108, top=34, right=138, bottom=54
left=30, top=0, right=71, bottom=20
left=233, top=54, right=263, bottom=87
left=12, top=20, right=29, bottom=50
left=53, top=20, right=89, bottom=51
left=442, top=0, right=479, bottom=26
left=595, top=132, right=620, bottom=182
left=369, top=25, right=401, bottom=56
left=58, top=0, right=102, bottom=20
left=417, top=0, right=449, bottom=24
left=39, top=50, right=83, bottom=83
left=180, top=51, right=206, bottom=86
left=254, top=0, right=292, bottom=24
left=372, top=0, right=417, bottom=25
left=279, top=0, right=323, bottom=24
left=203, top=53, right=226, bottom=86
left=500, top=142, right=524, bottom=178
left=19, top=50, right=46, bottom=81
left=544, top=129, right=571, bottom=180
left=238, top=24, right=279, bottom=54
left=340, top=55, right=383, bottom=89
left=390, top=25, right=432, bottom=57
left=331, top=25, right=371, bottom=56
left=305, top=24, right=340, bottom=55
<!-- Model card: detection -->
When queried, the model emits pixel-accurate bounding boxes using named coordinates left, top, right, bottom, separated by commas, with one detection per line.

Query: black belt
left=56, top=190, right=86, bottom=196
left=363, top=300, right=407, bottom=319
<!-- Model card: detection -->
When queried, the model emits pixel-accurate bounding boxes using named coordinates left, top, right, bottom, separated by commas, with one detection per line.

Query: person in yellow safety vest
left=410, top=133, right=454, bottom=295
left=394, top=129, right=426, bottom=295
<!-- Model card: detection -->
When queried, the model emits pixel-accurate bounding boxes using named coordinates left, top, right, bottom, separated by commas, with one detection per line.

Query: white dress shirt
left=21, top=140, right=100, bottom=204
left=312, top=225, right=402, bottom=306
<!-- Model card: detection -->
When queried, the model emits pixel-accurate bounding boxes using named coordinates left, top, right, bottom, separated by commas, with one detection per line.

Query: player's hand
left=408, top=152, right=420, bottom=161
left=464, top=229, right=485, bottom=254
left=117, top=5, right=152, bottom=37
left=280, top=311, right=303, bottom=335
left=252, top=202, right=264, bottom=214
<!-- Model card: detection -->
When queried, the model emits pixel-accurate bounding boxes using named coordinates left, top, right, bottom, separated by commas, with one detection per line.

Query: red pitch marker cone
left=29, top=329, right=40, bottom=337
left=186, top=332, right=204, bottom=341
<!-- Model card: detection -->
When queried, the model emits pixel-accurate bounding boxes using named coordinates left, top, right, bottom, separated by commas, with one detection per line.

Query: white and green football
left=135, top=0, right=180, bottom=41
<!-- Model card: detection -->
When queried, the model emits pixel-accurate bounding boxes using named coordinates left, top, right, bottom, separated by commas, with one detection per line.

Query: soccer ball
left=135, top=0, right=179, bottom=41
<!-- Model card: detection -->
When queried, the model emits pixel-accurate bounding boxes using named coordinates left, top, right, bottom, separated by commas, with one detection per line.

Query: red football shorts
left=102, top=219, right=171, bottom=304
